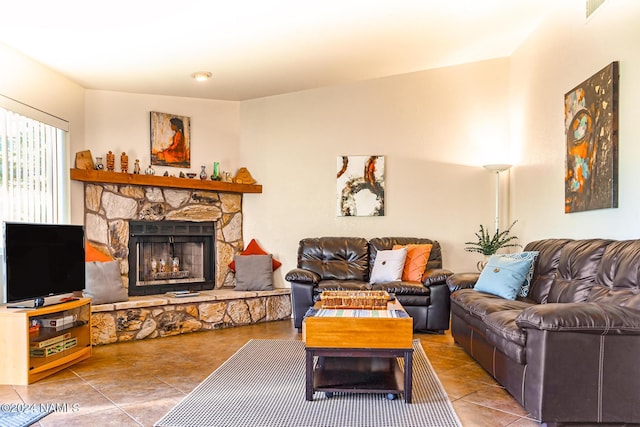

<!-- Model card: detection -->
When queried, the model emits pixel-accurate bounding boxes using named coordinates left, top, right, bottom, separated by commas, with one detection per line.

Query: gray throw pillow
left=234, top=254, right=274, bottom=291
left=84, top=260, right=129, bottom=305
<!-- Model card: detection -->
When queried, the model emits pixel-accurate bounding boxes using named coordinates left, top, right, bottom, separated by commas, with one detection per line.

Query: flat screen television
left=1, top=222, right=85, bottom=307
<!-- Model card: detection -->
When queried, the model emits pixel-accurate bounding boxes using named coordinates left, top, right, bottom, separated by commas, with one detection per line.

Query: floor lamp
left=483, top=164, right=512, bottom=232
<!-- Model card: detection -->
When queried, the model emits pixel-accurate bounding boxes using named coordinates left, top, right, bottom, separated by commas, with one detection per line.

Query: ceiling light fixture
left=191, top=71, right=212, bottom=82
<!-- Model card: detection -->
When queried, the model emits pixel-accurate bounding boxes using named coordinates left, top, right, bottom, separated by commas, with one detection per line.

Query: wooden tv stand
left=0, top=298, right=92, bottom=385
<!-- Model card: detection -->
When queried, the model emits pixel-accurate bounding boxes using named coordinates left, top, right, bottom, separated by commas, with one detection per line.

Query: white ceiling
left=0, top=0, right=565, bottom=101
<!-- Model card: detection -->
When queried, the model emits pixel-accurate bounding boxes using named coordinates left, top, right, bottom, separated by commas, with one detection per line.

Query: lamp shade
left=483, top=164, right=512, bottom=173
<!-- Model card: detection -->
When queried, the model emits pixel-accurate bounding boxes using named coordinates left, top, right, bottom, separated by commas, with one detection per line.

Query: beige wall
left=240, top=59, right=511, bottom=282
left=0, top=42, right=85, bottom=224
left=509, top=0, right=640, bottom=243
left=84, top=90, right=241, bottom=178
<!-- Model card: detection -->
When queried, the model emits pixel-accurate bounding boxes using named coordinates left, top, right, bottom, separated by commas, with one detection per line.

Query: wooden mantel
left=70, top=168, right=262, bottom=194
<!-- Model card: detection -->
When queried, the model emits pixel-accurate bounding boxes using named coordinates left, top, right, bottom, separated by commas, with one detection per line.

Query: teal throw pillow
left=474, top=252, right=538, bottom=300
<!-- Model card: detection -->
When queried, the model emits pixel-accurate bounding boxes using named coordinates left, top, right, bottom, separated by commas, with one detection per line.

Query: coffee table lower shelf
left=305, top=348, right=413, bottom=403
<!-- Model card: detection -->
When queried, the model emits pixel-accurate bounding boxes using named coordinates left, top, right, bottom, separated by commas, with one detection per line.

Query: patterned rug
left=0, top=407, right=53, bottom=427
left=155, top=339, right=461, bottom=427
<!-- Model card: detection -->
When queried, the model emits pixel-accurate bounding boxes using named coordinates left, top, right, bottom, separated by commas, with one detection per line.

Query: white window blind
left=0, top=106, right=66, bottom=225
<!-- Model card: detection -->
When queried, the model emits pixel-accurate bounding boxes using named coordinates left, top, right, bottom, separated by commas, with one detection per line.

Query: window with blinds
left=0, top=106, right=66, bottom=224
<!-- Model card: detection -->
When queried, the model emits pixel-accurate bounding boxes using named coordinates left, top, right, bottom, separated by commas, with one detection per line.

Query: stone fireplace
left=82, top=182, right=244, bottom=290
left=74, top=171, right=292, bottom=346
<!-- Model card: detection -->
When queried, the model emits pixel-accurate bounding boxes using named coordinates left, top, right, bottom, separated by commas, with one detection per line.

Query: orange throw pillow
left=85, top=242, right=114, bottom=262
left=228, top=239, right=282, bottom=272
left=393, top=244, right=433, bottom=282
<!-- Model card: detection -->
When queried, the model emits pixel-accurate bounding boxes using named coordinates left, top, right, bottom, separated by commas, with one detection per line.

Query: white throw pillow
left=369, top=247, right=407, bottom=284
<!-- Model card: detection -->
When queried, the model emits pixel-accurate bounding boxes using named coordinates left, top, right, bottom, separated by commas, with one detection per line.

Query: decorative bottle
left=200, top=165, right=207, bottom=180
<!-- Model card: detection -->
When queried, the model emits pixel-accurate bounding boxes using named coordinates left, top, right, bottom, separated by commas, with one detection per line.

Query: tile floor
left=0, top=319, right=541, bottom=427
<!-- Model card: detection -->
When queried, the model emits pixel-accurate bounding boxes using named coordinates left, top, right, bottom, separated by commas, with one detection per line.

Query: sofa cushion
left=369, top=237, right=443, bottom=272
left=317, top=280, right=371, bottom=292
left=451, top=289, right=532, bottom=320
left=547, top=278, right=594, bottom=303
left=85, top=242, right=113, bottom=262
left=297, top=237, right=369, bottom=281
left=228, top=239, right=282, bottom=272
left=233, top=254, right=273, bottom=291
left=485, top=310, right=527, bottom=347
left=373, top=281, right=430, bottom=296
left=372, top=281, right=431, bottom=306
left=369, top=247, right=407, bottom=283
left=393, top=244, right=432, bottom=282
left=589, top=240, right=640, bottom=309
left=474, top=254, right=537, bottom=300
left=523, top=239, right=573, bottom=304
left=84, top=260, right=128, bottom=305
left=475, top=309, right=529, bottom=365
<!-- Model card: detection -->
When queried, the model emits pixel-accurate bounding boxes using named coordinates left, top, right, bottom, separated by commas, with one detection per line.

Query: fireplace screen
left=136, top=239, right=204, bottom=285
left=128, top=221, right=215, bottom=295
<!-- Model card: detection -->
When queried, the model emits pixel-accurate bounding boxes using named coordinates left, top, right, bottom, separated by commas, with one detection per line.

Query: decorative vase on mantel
left=199, top=165, right=207, bottom=180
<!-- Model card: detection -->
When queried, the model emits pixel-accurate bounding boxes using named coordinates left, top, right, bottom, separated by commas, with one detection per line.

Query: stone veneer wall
left=91, top=290, right=292, bottom=345
left=83, top=183, right=244, bottom=289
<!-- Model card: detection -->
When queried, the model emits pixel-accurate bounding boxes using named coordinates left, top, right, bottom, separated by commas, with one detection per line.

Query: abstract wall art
left=336, top=155, right=385, bottom=216
left=564, top=62, right=618, bottom=213
left=150, top=111, right=191, bottom=168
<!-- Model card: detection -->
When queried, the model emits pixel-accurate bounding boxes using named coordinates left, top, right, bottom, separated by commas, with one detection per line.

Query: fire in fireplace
left=128, top=220, right=215, bottom=295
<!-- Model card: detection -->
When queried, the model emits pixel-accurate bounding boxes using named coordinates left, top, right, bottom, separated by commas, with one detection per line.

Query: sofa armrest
left=285, top=268, right=321, bottom=285
left=516, top=302, right=640, bottom=335
left=422, top=268, right=454, bottom=287
left=446, top=272, right=480, bottom=292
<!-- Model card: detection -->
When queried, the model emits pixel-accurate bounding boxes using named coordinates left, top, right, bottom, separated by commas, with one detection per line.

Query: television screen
left=2, top=222, right=85, bottom=305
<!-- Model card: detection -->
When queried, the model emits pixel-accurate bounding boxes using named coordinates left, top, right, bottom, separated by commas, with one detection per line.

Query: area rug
left=0, top=406, right=53, bottom=427
left=155, top=339, right=461, bottom=427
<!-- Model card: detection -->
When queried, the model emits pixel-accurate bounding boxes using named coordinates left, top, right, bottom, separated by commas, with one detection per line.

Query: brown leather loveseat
left=286, top=237, right=453, bottom=332
left=447, top=238, right=640, bottom=427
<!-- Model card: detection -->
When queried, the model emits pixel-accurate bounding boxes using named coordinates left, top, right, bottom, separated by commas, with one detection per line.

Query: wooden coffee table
left=302, top=299, right=414, bottom=403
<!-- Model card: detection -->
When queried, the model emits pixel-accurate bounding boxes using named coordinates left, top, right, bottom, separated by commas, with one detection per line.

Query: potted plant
left=465, top=221, right=521, bottom=270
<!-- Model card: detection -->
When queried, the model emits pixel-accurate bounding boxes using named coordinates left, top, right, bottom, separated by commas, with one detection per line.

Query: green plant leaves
left=464, top=221, right=521, bottom=255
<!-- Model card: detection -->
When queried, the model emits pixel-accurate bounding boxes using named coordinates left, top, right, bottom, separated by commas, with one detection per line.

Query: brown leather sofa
left=447, top=238, right=640, bottom=427
left=286, top=237, right=453, bottom=332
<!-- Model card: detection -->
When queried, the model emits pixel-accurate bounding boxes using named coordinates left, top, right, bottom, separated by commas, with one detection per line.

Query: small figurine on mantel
left=234, top=167, right=256, bottom=184
left=145, top=165, right=155, bottom=175
left=120, top=152, right=129, bottom=173
left=106, top=151, right=115, bottom=172
left=133, top=159, right=141, bottom=174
